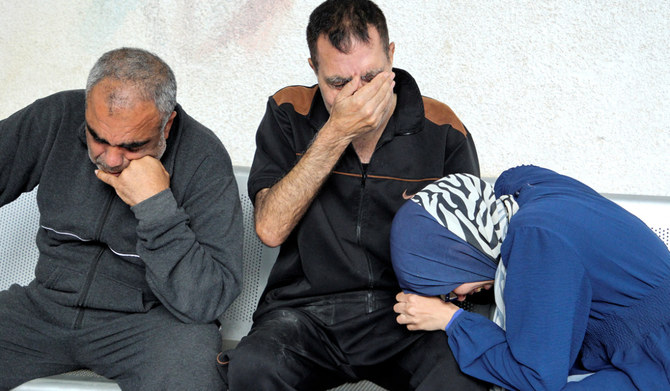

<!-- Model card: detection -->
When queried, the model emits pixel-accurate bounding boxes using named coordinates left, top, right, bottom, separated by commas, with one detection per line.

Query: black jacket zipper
left=73, top=194, right=114, bottom=329
left=356, top=163, right=377, bottom=313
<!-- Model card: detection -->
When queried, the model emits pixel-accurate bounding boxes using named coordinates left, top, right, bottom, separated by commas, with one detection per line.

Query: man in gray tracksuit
left=0, top=48, right=243, bottom=390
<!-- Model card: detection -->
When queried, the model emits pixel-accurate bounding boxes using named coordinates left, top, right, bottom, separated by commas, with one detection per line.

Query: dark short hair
left=86, top=47, right=177, bottom=129
left=307, top=0, right=390, bottom=71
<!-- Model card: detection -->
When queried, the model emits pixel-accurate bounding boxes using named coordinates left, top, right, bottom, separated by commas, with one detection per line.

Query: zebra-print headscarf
left=390, top=174, right=518, bottom=296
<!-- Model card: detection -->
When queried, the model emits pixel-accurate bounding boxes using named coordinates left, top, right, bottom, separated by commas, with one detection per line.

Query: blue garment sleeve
left=445, top=308, right=464, bottom=331
left=446, top=226, right=592, bottom=391
left=494, top=165, right=599, bottom=202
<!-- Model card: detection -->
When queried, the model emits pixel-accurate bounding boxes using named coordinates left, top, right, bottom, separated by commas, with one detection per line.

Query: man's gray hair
left=86, top=47, right=177, bottom=129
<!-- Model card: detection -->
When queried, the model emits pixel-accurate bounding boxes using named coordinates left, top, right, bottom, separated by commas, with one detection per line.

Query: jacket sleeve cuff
left=445, top=308, right=464, bottom=332
left=130, top=189, right=178, bottom=222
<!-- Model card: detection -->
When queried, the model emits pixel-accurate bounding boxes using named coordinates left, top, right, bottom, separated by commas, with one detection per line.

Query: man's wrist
left=316, top=120, right=354, bottom=150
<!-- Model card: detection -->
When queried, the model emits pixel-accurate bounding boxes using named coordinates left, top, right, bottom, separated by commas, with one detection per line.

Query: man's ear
left=388, top=42, right=396, bottom=65
left=163, top=111, right=177, bottom=139
left=308, top=57, right=317, bottom=74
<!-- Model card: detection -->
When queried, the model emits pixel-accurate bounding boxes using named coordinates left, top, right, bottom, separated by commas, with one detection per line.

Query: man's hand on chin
left=96, top=156, right=170, bottom=206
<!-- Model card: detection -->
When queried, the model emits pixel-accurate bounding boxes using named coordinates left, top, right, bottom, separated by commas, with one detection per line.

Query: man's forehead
left=85, top=89, right=162, bottom=144
left=316, top=24, right=383, bottom=52
left=316, top=32, right=377, bottom=56
left=88, top=80, right=156, bottom=112
left=316, top=40, right=387, bottom=77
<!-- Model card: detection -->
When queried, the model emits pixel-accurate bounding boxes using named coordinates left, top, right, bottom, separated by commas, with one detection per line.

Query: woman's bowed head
left=390, top=172, right=514, bottom=331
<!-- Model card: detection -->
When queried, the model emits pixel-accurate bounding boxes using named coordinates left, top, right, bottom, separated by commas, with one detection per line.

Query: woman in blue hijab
left=391, top=165, right=670, bottom=390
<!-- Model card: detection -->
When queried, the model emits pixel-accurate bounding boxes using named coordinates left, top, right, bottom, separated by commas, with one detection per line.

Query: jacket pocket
left=42, top=265, right=84, bottom=294
left=83, top=273, right=149, bottom=313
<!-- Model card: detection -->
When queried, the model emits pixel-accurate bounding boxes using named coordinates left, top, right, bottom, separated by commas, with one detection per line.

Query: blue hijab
left=390, top=174, right=517, bottom=296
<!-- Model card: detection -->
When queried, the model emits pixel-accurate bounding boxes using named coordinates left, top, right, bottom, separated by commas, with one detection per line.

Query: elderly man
left=0, top=47, right=242, bottom=390
left=218, top=1, right=486, bottom=390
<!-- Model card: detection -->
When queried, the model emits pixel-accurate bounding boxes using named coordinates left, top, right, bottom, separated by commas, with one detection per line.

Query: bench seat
left=3, top=167, right=668, bottom=391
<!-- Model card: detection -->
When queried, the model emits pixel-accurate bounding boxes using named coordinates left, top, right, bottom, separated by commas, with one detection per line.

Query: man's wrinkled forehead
left=315, top=32, right=389, bottom=80
left=87, top=79, right=143, bottom=112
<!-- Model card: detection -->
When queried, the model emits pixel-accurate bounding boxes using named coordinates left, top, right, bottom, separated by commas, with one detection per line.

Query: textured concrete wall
left=2, top=1, right=668, bottom=196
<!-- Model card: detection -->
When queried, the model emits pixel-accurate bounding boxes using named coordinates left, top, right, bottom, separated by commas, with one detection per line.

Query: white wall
left=2, top=1, right=668, bottom=196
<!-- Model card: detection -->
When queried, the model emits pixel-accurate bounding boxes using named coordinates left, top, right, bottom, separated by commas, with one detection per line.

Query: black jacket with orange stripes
left=248, top=68, right=480, bottom=318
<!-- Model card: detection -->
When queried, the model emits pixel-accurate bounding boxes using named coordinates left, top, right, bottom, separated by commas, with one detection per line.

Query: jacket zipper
left=356, top=163, right=376, bottom=313
left=73, top=194, right=114, bottom=329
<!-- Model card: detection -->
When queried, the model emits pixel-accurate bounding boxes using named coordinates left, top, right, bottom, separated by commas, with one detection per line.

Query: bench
left=2, top=166, right=669, bottom=390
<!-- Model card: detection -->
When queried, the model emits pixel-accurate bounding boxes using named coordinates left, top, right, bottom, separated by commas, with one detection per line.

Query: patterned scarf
left=390, top=174, right=518, bottom=296
left=412, top=174, right=518, bottom=264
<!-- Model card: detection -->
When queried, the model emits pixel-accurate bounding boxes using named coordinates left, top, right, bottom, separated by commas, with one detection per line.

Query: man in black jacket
left=0, top=47, right=242, bottom=390
left=218, top=1, right=487, bottom=390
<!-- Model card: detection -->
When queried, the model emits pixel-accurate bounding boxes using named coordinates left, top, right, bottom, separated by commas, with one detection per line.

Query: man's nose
left=102, top=146, right=125, bottom=169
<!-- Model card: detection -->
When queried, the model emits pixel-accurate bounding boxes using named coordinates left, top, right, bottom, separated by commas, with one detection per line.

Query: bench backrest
left=0, top=188, right=40, bottom=290
left=1, top=168, right=669, bottom=344
left=604, top=193, right=670, bottom=245
left=218, top=167, right=278, bottom=340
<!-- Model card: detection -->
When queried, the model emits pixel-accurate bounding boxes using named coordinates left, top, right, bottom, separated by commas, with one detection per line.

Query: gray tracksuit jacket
left=0, top=90, right=243, bottom=325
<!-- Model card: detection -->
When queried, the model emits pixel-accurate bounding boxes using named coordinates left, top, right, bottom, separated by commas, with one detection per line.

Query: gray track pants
left=0, top=283, right=224, bottom=391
